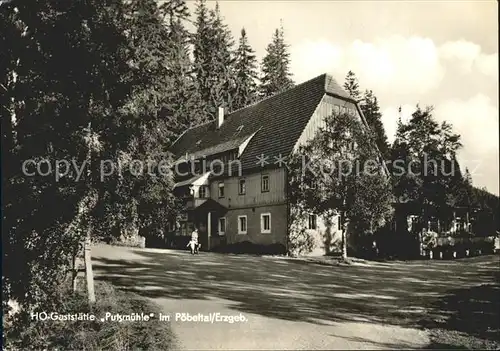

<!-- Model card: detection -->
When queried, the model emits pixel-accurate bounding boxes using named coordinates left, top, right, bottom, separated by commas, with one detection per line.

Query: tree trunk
left=341, top=210, right=348, bottom=260
left=341, top=228, right=348, bottom=260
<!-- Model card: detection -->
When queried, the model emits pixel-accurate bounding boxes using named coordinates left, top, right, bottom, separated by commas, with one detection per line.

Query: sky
left=187, top=0, right=499, bottom=195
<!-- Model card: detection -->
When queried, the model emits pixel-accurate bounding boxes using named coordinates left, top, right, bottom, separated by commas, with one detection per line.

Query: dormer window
left=199, top=186, right=207, bottom=198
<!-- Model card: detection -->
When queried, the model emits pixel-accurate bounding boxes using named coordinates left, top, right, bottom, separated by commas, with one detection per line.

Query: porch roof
left=173, top=172, right=211, bottom=189
left=189, top=198, right=227, bottom=213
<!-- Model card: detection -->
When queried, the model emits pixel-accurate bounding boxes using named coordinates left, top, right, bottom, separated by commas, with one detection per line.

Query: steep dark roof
left=170, top=73, right=351, bottom=172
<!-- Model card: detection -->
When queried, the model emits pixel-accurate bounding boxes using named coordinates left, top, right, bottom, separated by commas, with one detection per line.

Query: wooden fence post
left=72, top=252, right=78, bottom=292
left=84, top=236, right=96, bottom=303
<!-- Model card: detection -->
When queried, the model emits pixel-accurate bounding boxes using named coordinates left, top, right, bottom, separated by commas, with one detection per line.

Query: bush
left=3, top=281, right=177, bottom=351
left=287, top=206, right=316, bottom=256
left=109, top=235, right=146, bottom=248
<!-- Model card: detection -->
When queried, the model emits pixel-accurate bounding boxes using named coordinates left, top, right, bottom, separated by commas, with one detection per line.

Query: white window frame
left=237, top=215, right=247, bottom=234
left=218, top=182, right=225, bottom=198
left=238, top=178, right=246, bottom=195
left=260, top=213, right=271, bottom=234
left=198, top=185, right=207, bottom=198
left=218, top=217, right=226, bottom=235
left=261, top=174, right=270, bottom=192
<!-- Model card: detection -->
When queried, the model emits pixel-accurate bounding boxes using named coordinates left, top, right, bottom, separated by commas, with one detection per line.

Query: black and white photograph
left=2, top=0, right=499, bottom=350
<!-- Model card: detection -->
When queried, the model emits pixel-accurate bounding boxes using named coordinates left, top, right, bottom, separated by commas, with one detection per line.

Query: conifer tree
left=160, top=0, right=204, bottom=134
left=361, top=89, right=390, bottom=160
left=193, top=1, right=236, bottom=118
left=233, top=28, right=259, bottom=110
left=208, top=3, right=236, bottom=112
left=259, top=22, right=294, bottom=99
left=343, top=70, right=361, bottom=101
left=192, top=0, right=212, bottom=119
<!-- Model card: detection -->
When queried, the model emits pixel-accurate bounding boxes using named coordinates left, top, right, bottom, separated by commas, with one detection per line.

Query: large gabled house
left=169, top=73, right=385, bottom=255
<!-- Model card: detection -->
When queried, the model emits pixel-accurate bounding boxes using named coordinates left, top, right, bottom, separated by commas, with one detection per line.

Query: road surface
left=92, top=244, right=499, bottom=350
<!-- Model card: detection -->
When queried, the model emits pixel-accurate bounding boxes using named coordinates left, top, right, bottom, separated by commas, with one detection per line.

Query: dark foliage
left=4, top=281, right=177, bottom=350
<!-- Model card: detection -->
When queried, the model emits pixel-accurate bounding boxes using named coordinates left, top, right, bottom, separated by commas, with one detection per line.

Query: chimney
left=218, top=106, right=225, bottom=129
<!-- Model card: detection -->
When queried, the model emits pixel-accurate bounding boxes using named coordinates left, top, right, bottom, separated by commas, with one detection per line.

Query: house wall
left=214, top=203, right=288, bottom=247
left=210, top=168, right=286, bottom=208
left=294, top=94, right=361, bottom=152
left=311, top=213, right=342, bottom=256
left=204, top=168, right=288, bottom=248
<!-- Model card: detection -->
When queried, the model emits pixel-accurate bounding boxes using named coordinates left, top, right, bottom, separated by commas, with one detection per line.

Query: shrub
left=3, top=281, right=176, bottom=351
left=109, top=235, right=146, bottom=248
left=287, top=206, right=316, bottom=256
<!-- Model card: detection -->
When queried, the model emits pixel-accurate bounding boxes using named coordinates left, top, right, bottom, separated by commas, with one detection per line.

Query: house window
left=334, top=105, right=340, bottom=115
left=261, top=213, right=271, bottom=233
left=199, top=186, right=207, bottom=198
left=238, top=178, right=246, bottom=195
left=238, top=215, right=247, bottom=234
left=218, top=217, right=226, bottom=235
left=337, top=215, right=342, bottom=230
left=308, top=214, right=317, bottom=230
left=261, top=174, right=269, bottom=192
left=218, top=182, right=225, bottom=198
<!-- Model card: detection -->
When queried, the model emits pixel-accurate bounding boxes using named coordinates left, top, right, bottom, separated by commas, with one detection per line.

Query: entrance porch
left=188, top=198, right=227, bottom=251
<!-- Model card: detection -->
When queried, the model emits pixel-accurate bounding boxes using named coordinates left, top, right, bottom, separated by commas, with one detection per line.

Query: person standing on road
left=186, top=226, right=201, bottom=253
left=191, top=227, right=198, bottom=243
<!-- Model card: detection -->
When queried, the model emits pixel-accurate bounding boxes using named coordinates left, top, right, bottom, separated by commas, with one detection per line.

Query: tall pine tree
left=259, top=21, right=294, bottom=99
left=209, top=3, right=236, bottom=112
left=361, top=90, right=390, bottom=160
left=343, top=70, right=361, bottom=101
left=233, top=27, right=259, bottom=110
left=160, top=0, right=204, bottom=135
left=343, top=71, right=390, bottom=160
left=193, top=0, right=235, bottom=119
left=192, top=0, right=212, bottom=120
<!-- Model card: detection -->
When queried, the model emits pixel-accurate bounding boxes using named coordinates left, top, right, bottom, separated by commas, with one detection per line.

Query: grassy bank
left=3, top=281, right=176, bottom=350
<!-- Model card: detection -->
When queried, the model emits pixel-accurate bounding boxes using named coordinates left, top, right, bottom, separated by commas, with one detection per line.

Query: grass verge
left=3, top=281, right=177, bottom=350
